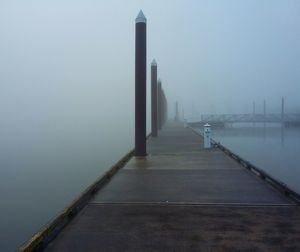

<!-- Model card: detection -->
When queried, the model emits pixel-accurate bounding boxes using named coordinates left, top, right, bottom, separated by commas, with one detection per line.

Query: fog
left=1, top=1, right=300, bottom=123
left=0, top=0, right=300, bottom=250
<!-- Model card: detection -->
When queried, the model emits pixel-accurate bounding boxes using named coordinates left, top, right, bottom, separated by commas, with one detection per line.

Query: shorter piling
left=158, top=79, right=162, bottom=130
left=151, top=59, right=158, bottom=137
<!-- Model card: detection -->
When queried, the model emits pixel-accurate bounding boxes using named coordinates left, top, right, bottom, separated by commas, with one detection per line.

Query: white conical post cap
left=151, top=59, right=157, bottom=66
left=136, top=10, right=146, bottom=23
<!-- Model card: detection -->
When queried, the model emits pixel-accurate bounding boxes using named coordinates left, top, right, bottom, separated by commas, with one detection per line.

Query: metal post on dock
left=161, top=89, right=166, bottom=126
left=158, top=79, right=162, bottom=130
left=263, top=99, right=266, bottom=121
left=263, top=99, right=266, bottom=140
left=281, top=97, right=285, bottom=123
left=151, top=59, right=158, bottom=137
left=204, top=123, right=212, bottom=149
left=164, top=91, right=168, bottom=125
left=163, top=90, right=167, bottom=125
left=162, top=91, right=165, bottom=126
left=166, top=93, right=168, bottom=124
left=135, top=10, right=147, bottom=157
left=175, top=101, right=179, bottom=122
left=165, top=95, right=168, bottom=124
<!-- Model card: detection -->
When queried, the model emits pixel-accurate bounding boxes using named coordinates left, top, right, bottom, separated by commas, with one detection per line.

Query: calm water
left=210, top=123, right=300, bottom=194
left=0, top=120, right=135, bottom=251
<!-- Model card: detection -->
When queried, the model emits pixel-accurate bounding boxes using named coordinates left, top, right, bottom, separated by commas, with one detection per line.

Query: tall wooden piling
left=135, top=10, right=147, bottom=156
left=158, top=79, right=162, bottom=130
left=151, top=59, right=158, bottom=137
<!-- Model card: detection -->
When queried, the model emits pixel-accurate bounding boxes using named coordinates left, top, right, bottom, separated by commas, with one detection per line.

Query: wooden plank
left=28, top=122, right=299, bottom=251
left=45, top=204, right=300, bottom=252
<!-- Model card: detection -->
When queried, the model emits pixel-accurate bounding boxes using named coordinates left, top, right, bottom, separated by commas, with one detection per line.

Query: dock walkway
left=45, top=123, right=300, bottom=251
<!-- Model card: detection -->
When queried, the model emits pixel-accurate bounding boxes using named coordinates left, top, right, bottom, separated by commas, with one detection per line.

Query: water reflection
left=210, top=123, right=300, bottom=194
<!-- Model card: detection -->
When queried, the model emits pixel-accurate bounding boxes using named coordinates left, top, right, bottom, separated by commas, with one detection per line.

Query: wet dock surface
left=45, top=123, right=300, bottom=251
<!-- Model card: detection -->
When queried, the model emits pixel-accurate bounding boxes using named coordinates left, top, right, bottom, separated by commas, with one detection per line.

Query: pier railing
left=190, top=126, right=300, bottom=205
left=188, top=113, right=300, bottom=124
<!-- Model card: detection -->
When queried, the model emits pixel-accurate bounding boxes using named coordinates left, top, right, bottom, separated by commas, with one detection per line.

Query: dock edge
left=18, top=149, right=134, bottom=252
left=189, top=126, right=300, bottom=205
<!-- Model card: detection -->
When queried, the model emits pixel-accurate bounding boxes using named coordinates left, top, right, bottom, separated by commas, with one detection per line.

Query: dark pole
left=151, top=59, right=158, bottom=137
left=281, top=97, right=285, bottom=122
left=158, top=79, right=162, bottom=130
left=135, top=10, right=147, bottom=157
left=175, top=101, right=179, bottom=121
left=165, top=95, right=168, bottom=123
left=162, top=90, right=166, bottom=126
left=281, top=97, right=285, bottom=144
left=161, top=90, right=164, bottom=126
left=252, top=101, right=256, bottom=126
left=166, top=94, right=168, bottom=123
left=263, top=99, right=266, bottom=121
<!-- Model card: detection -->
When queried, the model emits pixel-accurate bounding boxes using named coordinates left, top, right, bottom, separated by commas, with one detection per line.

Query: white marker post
left=204, top=123, right=211, bottom=149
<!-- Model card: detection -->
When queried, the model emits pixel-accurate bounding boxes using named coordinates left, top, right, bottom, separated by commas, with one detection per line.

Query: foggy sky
left=1, top=0, right=300, bottom=124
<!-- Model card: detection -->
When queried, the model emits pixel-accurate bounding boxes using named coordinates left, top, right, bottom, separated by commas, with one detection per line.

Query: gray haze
left=1, top=1, right=300, bottom=121
left=0, top=0, right=300, bottom=250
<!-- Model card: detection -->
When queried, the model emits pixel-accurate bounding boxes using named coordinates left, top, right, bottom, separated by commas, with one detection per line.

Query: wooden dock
left=36, top=123, right=300, bottom=251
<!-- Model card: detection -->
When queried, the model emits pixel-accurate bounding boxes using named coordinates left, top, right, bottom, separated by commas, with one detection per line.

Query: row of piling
left=253, top=97, right=285, bottom=122
left=135, top=11, right=167, bottom=157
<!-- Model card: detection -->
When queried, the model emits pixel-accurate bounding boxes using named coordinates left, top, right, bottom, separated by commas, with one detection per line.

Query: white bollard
left=204, top=123, right=211, bottom=149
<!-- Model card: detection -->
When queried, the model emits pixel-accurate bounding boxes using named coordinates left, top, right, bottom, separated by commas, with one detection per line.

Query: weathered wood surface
left=45, top=123, right=300, bottom=252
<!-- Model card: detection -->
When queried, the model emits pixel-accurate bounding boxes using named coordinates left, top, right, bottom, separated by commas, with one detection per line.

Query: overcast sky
left=0, top=0, right=299, bottom=124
